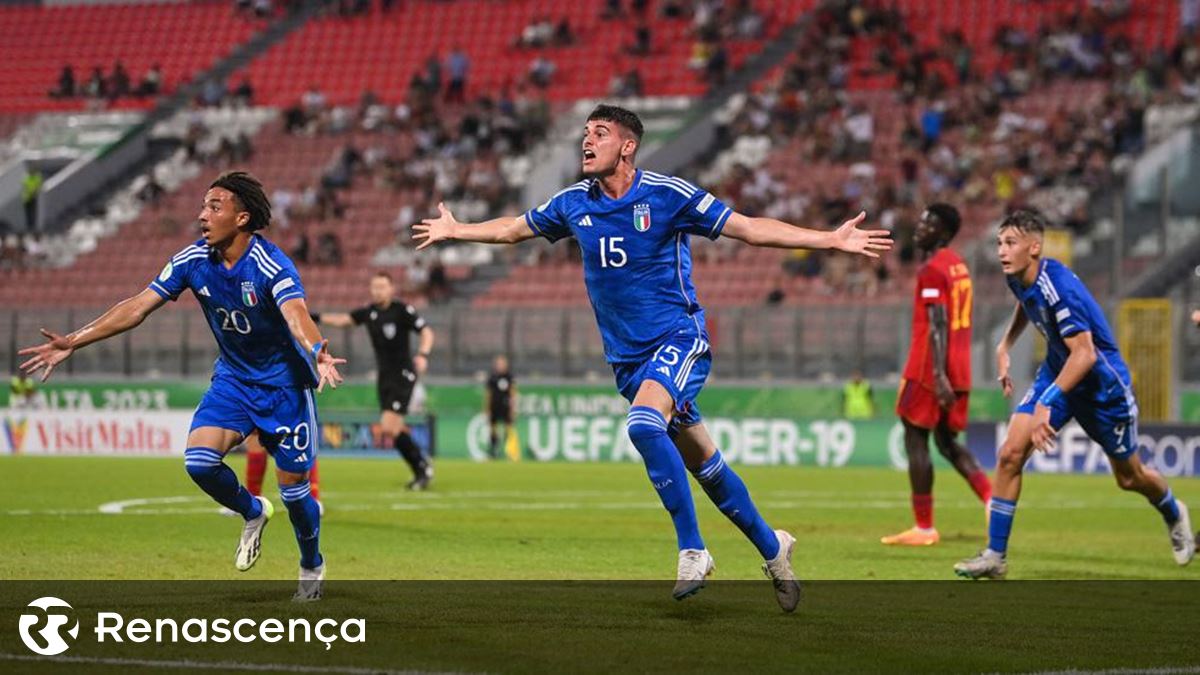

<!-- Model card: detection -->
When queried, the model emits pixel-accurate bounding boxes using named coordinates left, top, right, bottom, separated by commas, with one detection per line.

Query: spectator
left=136, top=64, right=163, bottom=97
left=529, top=54, right=557, bottom=88
left=21, top=169, right=43, bottom=231
left=601, top=0, right=621, bottom=19
left=50, top=65, right=75, bottom=99
left=554, top=18, right=574, bottom=46
left=315, top=232, right=344, bottom=265
left=136, top=173, right=166, bottom=206
left=109, top=62, right=131, bottom=99
left=290, top=228, right=310, bottom=263
left=427, top=259, right=450, bottom=302
left=301, top=84, right=326, bottom=122
left=445, top=47, right=469, bottom=103
left=628, top=21, right=651, bottom=56
left=253, top=0, right=271, bottom=18
left=609, top=69, right=644, bottom=97
left=200, top=77, right=226, bottom=107
left=84, top=66, right=107, bottom=99
left=272, top=185, right=298, bottom=228
left=519, top=16, right=554, bottom=48
left=233, top=77, right=254, bottom=106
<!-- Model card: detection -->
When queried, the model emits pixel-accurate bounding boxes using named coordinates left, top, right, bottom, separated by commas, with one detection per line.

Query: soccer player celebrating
left=313, top=271, right=436, bottom=490
left=485, top=354, right=517, bottom=460
left=882, top=204, right=992, bottom=546
left=19, top=172, right=343, bottom=600
left=955, top=210, right=1194, bottom=579
left=414, top=104, right=892, bottom=610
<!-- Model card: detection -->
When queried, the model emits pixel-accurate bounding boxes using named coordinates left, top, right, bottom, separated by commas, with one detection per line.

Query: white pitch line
left=1008, top=662, right=1200, bottom=667
left=0, top=652, right=472, bottom=675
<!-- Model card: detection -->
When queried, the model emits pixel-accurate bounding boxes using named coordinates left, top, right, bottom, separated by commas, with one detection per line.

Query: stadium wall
left=3, top=382, right=1200, bottom=475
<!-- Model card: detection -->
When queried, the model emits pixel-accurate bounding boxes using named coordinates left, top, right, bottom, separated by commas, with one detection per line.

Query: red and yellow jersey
left=902, top=247, right=972, bottom=391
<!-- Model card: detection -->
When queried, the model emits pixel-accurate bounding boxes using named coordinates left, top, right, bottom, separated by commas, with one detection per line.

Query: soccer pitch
left=2, top=455, right=1197, bottom=582
left=3, top=456, right=1200, bottom=674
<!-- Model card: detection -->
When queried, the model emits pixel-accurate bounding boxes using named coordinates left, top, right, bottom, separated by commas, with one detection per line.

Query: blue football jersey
left=1006, top=258, right=1132, bottom=395
left=524, top=170, right=733, bottom=363
left=148, top=235, right=316, bottom=388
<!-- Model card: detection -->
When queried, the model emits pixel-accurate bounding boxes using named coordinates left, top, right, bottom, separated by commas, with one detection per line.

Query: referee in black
left=485, top=355, right=517, bottom=459
left=314, top=271, right=436, bottom=490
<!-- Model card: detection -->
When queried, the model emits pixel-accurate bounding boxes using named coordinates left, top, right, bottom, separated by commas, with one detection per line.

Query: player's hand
left=18, top=328, right=75, bottom=382
left=413, top=354, right=428, bottom=377
left=1192, top=309, right=1200, bottom=327
left=412, top=202, right=459, bottom=251
left=996, top=346, right=1013, bottom=398
left=315, top=348, right=346, bottom=393
left=934, top=375, right=956, bottom=410
left=830, top=211, right=893, bottom=258
left=1031, top=403, right=1057, bottom=452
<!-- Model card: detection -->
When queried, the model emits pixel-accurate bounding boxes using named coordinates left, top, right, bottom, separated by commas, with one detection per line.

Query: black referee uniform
left=347, top=301, right=431, bottom=481
left=486, top=370, right=515, bottom=459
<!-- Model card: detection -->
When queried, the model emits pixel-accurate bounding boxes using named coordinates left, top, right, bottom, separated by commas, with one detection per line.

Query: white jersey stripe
left=248, top=251, right=280, bottom=278
left=642, top=176, right=694, bottom=200
left=172, top=251, right=209, bottom=266
left=643, top=171, right=697, bottom=195
left=251, top=244, right=282, bottom=274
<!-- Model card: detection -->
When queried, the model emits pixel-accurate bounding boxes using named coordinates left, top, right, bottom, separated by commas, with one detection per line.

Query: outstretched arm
left=720, top=211, right=893, bottom=257
left=412, top=202, right=536, bottom=249
left=19, top=288, right=166, bottom=381
left=280, top=298, right=346, bottom=393
left=313, top=312, right=355, bottom=328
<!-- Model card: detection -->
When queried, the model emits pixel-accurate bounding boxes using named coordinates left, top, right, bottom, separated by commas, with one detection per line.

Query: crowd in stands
left=701, top=0, right=1195, bottom=301
left=49, top=63, right=164, bottom=104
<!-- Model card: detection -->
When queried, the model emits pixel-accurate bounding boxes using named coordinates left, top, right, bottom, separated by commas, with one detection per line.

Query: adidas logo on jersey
left=577, top=215, right=594, bottom=227
left=656, top=366, right=671, bottom=376
left=198, top=286, right=211, bottom=297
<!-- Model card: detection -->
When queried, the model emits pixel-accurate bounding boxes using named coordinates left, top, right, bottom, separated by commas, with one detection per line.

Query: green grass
left=3, top=456, right=1200, bottom=674
left=1, top=455, right=1197, bottom=581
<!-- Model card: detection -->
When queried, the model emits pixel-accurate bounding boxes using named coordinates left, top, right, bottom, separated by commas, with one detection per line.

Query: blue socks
left=627, top=407, right=704, bottom=551
left=691, top=450, right=780, bottom=560
left=1153, top=488, right=1181, bottom=525
left=281, top=480, right=323, bottom=570
left=184, top=447, right=261, bottom=520
left=988, top=497, right=1017, bottom=555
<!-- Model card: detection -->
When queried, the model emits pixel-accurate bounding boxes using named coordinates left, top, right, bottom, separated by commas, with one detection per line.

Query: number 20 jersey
left=523, top=170, right=733, bottom=364
left=148, top=235, right=317, bottom=388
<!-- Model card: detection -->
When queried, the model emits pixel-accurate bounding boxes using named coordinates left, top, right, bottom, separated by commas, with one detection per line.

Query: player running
left=313, top=271, right=436, bottom=489
left=882, top=204, right=992, bottom=546
left=414, top=104, right=892, bottom=610
left=955, top=210, right=1194, bottom=579
left=19, top=172, right=343, bottom=600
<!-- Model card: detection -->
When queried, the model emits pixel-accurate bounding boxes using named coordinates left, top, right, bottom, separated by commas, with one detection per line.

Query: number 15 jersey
left=523, top=170, right=733, bottom=363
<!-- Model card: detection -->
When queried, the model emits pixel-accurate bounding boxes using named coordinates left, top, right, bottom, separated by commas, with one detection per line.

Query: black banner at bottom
left=0, top=581, right=1197, bottom=674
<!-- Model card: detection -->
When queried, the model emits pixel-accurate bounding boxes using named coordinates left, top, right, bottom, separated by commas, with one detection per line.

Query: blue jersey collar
left=592, top=169, right=643, bottom=206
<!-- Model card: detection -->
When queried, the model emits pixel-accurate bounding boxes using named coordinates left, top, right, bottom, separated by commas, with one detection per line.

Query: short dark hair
left=210, top=171, right=271, bottom=232
left=587, top=104, right=644, bottom=141
left=925, top=202, right=961, bottom=240
left=998, top=208, right=1047, bottom=235
left=373, top=271, right=393, bottom=283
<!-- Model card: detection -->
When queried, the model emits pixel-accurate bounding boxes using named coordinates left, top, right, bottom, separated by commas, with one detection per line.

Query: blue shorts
left=191, top=375, right=320, bottom=473
left=1015, top=365, right=1139, bottom=459
left=613, top=327, right=711, bottom=427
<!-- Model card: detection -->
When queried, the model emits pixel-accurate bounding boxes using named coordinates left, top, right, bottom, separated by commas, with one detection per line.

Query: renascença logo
left=19, top=597, right=79, bottom=655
